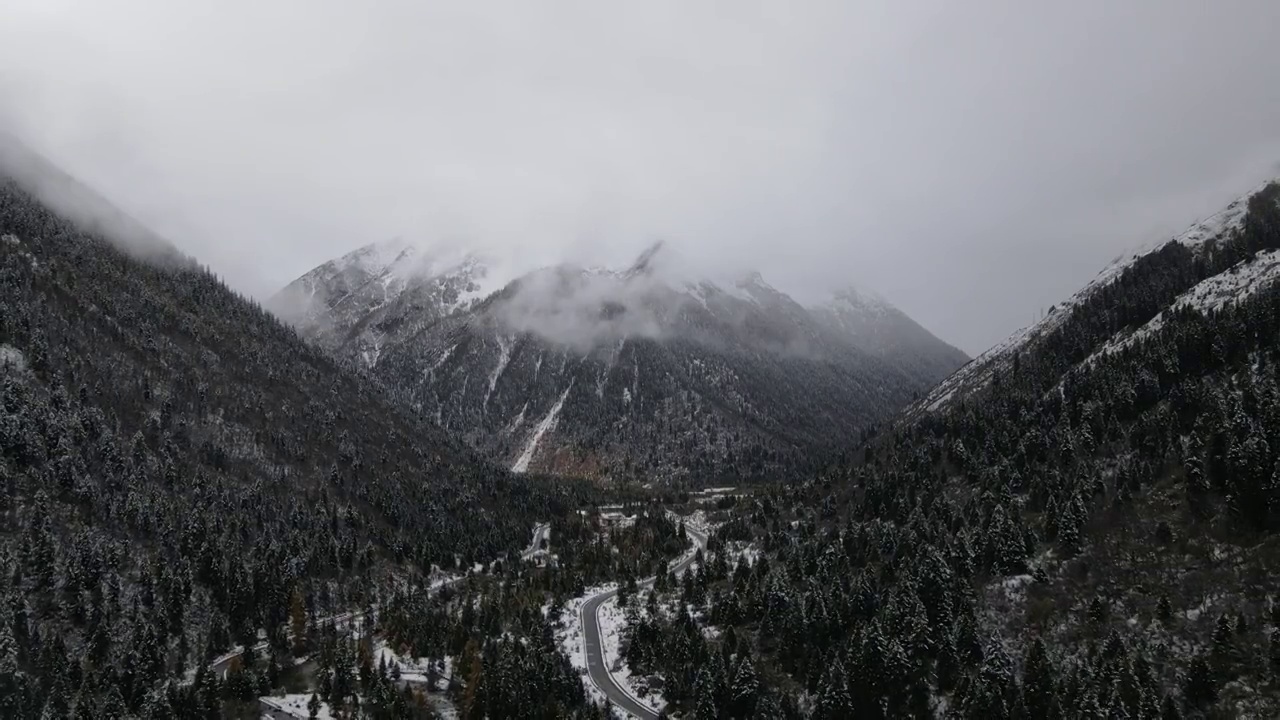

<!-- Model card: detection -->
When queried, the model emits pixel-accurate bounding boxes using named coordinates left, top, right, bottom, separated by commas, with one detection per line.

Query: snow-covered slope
left=1086, top=248, right=1280, bottom=365
left=916, top=178, right=1280, bottom=416
left=269, top=238, right=502, bottom=366
left=276, top=241, right=966, bottom=482
left=810, top=287, right=969, bottom=385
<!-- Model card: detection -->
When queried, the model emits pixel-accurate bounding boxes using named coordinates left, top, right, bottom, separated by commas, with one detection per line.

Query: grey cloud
left=490, top=265, right=672, bottom=353
left=3, top=0, right=1280, bottom=354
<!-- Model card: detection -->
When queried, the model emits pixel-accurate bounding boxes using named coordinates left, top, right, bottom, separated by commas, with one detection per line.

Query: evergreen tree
left=1022, top=637, right=1060, bottom=719
left=1183, top=655, right=1217, bottom=709
left=813, top=658, right=852, bottom=719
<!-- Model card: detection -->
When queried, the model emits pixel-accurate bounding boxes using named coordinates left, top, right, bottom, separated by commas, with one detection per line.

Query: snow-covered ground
left=260, top=693, right=336, bottom=719
left=600, top=510, right=637, bottom=529
left=1085, top=248, right=1280, bottom=365
left=260, top=643, right=454, bottom=717
left=679, top=509, right=713, bottom=537
left=375, top=643, right=435, bottom=686
left=512, top=382, right=573, bottom=473
left=724, top=541, right=760, bottom=569
left=596, top=594, right=669, bottom=714
left=0, top=344, right=26, bottom=373
left=556, top=585, right=615, bottom=709
left=555, top=521, right=704, bottom=718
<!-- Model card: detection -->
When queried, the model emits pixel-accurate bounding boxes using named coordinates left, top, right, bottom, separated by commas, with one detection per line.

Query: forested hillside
left=608, top=180, right=1280, bottom=718
left=0, top=154, right=582, bottom=716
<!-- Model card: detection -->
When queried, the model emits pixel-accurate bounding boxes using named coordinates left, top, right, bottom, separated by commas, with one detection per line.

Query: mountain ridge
left=915, top=176, right=1279, bottom=417
left=274, top=239, right=968, bottom=482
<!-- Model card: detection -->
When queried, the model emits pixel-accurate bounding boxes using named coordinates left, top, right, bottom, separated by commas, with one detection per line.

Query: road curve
left=581, top=520, right=707, bottom=719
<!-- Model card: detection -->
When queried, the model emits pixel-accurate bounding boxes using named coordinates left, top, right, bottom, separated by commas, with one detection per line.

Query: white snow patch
left=597, top=595, right=668, bottom=714
left=1174, top=194, right=1251, bottom=249
left=260, top=693, right=338, bottom=719
left=1000, top=574, right=1034, bottom=591
left=503, top=402, right=529, bottom=435
left=684, top=281, right=714, bottom=312
left=511, top=383, right=573, bottom=473
left=679, top=510, right=714, bottom=537
left=0, top=345, right=26, bottom=373
left=1185, top=595, right=1217, bottom=622
left=360, top=333, right=386, bottom=367
left=424, top=344, right=457, bottom=377
left=484, top=335, right=514, bottom=407
left=1084, top=249, right=1280, bottom=365
left=596, top=339, right=625, bottom=398
left=600, top=511, right=637, bottom=528
left=443, top=257, right=497, bottom=314
left=725, top=542, right=760, bottom=569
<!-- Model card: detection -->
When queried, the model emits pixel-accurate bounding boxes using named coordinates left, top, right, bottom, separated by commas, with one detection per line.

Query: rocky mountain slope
left=274, top=241, right=967, bottom=483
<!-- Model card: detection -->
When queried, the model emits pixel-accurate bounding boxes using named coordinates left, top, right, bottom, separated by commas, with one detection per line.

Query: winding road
left=580, top=519, right=708, bottom=719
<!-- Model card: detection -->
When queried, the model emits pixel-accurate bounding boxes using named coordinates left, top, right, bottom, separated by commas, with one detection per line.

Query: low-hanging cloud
left=0, top=131, right=180, bottom=264
left=488, top=264, right=672, bottom=352
left=3, top=1, right=1280, bottom=354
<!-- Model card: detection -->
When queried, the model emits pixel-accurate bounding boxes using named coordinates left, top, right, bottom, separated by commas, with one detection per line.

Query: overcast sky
left=3, top=1, right=1280, bottom=354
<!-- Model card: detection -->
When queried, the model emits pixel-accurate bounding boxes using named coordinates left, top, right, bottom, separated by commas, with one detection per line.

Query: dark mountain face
left=682, top=179, right=1280, bottom=717
left=0, top=147, right=584, bottom=715
left=275, top=242, right=967, bottom=483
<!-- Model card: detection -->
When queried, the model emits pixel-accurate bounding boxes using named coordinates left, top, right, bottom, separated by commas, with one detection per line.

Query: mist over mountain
left=0, top=136, right=590, bottom=716
left=6, top=2, right=1280, bottom=717
left=273, top=239, right=967, bottom=482
left=600, top=175, right=1280, bottom=719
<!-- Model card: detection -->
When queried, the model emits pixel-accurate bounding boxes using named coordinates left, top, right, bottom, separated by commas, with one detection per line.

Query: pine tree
left=1210, top=613, right=1236, bottom=682
left=1022, top=637, right=1060, bottom=719
left=985, top=504, right=1027, bottom=575
left=728, top=657, right=760, bottom=717
left=0, top=622, right=23, bottom=718
left=1182, top=655, right=1217, bottom=709
left=1159, top=694, right=1184, bottom=720
left=1088, top=597, right=1109, bottom=627
left=935, top=630, right=961, bottom=692
left=813, top=658, right=852, bottom=719
left=1186, top=432, right=1213, bottom=519
left=960, top=643, right=1017, bottom=720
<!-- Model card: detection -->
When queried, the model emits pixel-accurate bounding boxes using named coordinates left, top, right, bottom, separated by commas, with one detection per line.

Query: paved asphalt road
left=581, top=520, right=708, bottom=719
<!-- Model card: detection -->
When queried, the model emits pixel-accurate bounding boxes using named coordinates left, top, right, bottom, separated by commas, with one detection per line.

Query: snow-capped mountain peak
left=823, top=286, right=894, bottom=319
left=274, top=238, right=969, bottom=479
left=268, top=237, right=505, bottom=365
